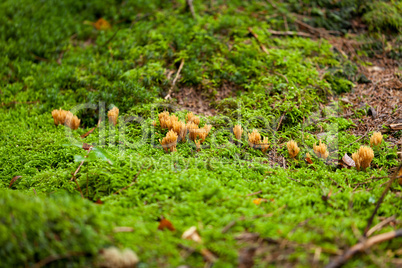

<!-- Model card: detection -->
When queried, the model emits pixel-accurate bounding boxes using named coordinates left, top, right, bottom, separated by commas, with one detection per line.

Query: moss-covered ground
left=1, top=0, right=401, bottom=267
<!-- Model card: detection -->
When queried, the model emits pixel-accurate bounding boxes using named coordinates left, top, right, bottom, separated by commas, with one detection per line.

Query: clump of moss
left=0, top=190, right=112, bottom=267
left=363, top=2, right=402, bottom=34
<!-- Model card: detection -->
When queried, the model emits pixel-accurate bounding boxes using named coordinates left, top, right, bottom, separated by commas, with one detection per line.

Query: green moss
left=0, top=0, right=401, bottom=267
left=363, top=1, right=402, bottom=34
left=0, top=190, right=113, bottom=267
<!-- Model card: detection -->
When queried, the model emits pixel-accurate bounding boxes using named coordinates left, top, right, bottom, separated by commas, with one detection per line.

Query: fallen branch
left=34, top=251, right=85, bottom=268
left=364, top=162, right=402, bottom=236
left=366, top=215, right=396, bottom=237
left=81, top=119, right=101, bottom=138
left=267, top=29, right=312, bottom=38
left=165, top=58, right=185, bottom=100
left=71, top=175, right=84, bottom=198
left=326, top=229, right=402, bottom=268
left=247, top=190, right=262, bottom=196
left=70, top=147, right=92, bottom=181
left=248, top=27, right=269, bottom=54
left=185, top=0, right=196, bottom=19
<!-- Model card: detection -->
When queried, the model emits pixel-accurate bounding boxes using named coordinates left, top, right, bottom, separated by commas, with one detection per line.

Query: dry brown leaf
left=81, top=127, right=96, bottom=138
left=9, top=176, right=22, bottom=188
left=390, top=123, right=402, bottom=130
left=182, top=226, right=202, bottom=243
left=95, top=198, right=104, bottom=204
left=94, top=18, right=111, bottom=30
left=113, top=227, right=134, bottom=233
left=158, top=218, right=175, bottom=231
left=200, top=248, right=217, bottom=263
left=342, top=153, right=356, bottom=167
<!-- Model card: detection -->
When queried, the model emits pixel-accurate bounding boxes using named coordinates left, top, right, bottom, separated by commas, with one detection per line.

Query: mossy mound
left=0, top=190, right=113, bottom=267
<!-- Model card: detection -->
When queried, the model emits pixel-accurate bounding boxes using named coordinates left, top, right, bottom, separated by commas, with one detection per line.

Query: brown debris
left=171, top=83, right=236, bottom=116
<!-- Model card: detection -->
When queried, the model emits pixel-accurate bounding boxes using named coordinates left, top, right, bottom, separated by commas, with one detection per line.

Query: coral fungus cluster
left=159, top=130, right=178, bottom=153
left=51, top=109, right=80, bottom=130
left=286, top=140, right=299, bottom=158
left=108, top=107, right=119, bottom=126
left=370, top=131, right=383, bottom=147
left=233, top=125, right=243, bottom=140
left=313, top=140, right=329, bottom=159
left=248, top=129, right=269, bottom=153
left=186, top=112, right=200, bottom=125
left=352, top=146, right=374, bottom=171
left=157, top=111, right=212, bottom=153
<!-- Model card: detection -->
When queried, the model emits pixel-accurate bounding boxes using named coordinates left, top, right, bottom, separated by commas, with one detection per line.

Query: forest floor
left=1, top=1, right=401, bottom=267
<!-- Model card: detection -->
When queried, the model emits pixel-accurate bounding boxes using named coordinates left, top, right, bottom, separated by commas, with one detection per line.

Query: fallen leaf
left=367, top=66, right=384, bottom=72
left=95, top=198, right=103, bottom=204
left=81, top=127, right=96, bottom=138
left=158, top=218, right=175, bottom=231
left=322, top=189, right=332, bottom=201
left=9, top=176, right=22, bottom=188
left=82, top=143, right=92, bottom=151
left=389, top=123, right=402, bottom=130
left=94, top=18, right=111, bottom=30
left=113, top=227, right=134, bottom=233
left=200, top=248, right=217, bottom=263
left=342, top=153, right=356, bottom=167
left=182, top=226, right=202, bottom=243
left=253, top=198, right=267, bottom=205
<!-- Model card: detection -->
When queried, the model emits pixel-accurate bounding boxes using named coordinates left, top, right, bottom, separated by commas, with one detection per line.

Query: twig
left=57, top=49, right=69, bottom=65
left=248, top=27, right=269, bottom=55
left=100, top=28, right=121, bottom=47
left=113, top=226, right=134, bottom=233
left=366, top=215, right=396, bottom=237
left=30, top=52, right=50, bottom=63
left=70, top=147, right=92, bottom=181
left=276, top=112, right=286, bottom=131
left=34, top=251, right=85, bottom=268
left=165, top=58, right=185, bottom=100
left=71, top=175, right=84, bottom=198
left=333, top=127, right=374, bottom=153
left=81, top=119, right=101, bottom=138
left=325, top=229, right=402, bottom=268
left=267, top=29, right=312, bottom=38
left=364, top=163, right=402, bottom=236
left=247, top=190, right=262, bottom=196
left=113, top=165, right=149, bottom=195
left=185, top=0, right=196, bottom=19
